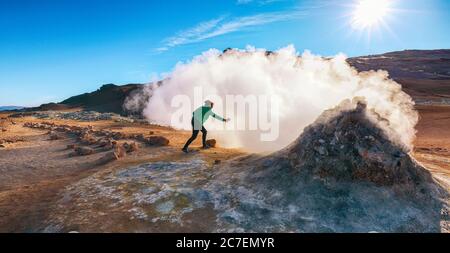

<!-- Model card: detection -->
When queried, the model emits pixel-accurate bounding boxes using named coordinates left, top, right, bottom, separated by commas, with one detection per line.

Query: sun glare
left=352, top=0, right=391, bottom=30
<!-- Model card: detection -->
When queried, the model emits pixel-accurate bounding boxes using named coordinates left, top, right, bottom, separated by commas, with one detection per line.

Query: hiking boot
left=182, top=147, right=189, bottom=153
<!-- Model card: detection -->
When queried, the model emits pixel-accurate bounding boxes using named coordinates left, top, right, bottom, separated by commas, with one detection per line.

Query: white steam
left=133, top=45, right=418, bottom=153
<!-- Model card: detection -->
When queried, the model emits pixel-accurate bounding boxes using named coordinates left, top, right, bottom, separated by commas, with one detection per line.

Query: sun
left=351, top=0, right=391, bottom=30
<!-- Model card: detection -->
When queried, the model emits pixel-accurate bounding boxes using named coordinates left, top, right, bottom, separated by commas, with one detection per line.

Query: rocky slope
left=24, top=83, right=145, bottom=114
left=348, top=49, right=450, bottom=104
left=59, top=83, right=143, bottom=114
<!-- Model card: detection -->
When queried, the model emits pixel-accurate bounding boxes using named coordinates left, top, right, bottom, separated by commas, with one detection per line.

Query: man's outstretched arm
left=211, top=112, right=228, bottom=122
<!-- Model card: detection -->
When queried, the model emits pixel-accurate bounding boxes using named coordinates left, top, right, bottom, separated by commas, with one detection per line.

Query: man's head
left=204, top=100, right=214, bottom=108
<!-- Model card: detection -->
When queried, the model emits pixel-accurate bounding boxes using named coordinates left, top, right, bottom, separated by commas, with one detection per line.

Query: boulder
left=101, top=139, right=116, bottom=150
left=96, top=138, right=113, bottom=148
left=134, top=134, right=146, bottom=142
left=97, top=151, right=119, bottom=164
left=123, top=142, right=139, bottom=153
left=114, top=145, right=127, bottom=158
left=144, top=136, right=169, bottom=146
left=112, top=132, right=128, bottom=140
left=55, top=126, right=67, bottom=132
left=205, top=139, right=217, bottom=148
left=129, top=142, right=139, bottom=152
left=67, top=144, right=77, bottom=150
left=49, top=132, right=61, bottom=140
left=79, top=133, right=97, bottom=145
left=74, top=146, right=94, bottom=156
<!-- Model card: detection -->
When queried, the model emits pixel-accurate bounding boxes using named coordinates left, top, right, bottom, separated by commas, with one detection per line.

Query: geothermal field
left=0, top=49, right=449, bottom=233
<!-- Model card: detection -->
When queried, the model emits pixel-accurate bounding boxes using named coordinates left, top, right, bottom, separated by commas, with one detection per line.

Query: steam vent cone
left=221, top=98, right=449, bottom=232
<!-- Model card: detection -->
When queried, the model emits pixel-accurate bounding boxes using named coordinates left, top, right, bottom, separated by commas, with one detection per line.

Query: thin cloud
left=236, top=0, right=253, bottom=4
left=236, top=0, right=283, bottom=5
left=157, top=10, right=306, bottom=52
left=164, top=17, right=225, bottom=48
left=155, top=47, right=169, bottom=52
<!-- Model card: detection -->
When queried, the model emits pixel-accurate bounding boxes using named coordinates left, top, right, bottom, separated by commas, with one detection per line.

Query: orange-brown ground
left=0, top=113, right=243, bottom=232
left=0, top=105, right=449, bottom=232
left=413, top=105, right=450, bottom=186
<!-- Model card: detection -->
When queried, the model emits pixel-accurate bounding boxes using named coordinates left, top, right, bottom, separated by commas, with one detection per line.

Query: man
left=182, top=100, right=229, bottom=153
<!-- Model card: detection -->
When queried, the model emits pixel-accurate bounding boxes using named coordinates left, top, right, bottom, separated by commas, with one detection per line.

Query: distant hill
left=28, top=83, right=144, bottom=115
left=60, top=83, right=144, bottom=114
left=28, top=49, right=450, bottom=115
left=348, top=49, right=450, bottom=103
left=0, top=106, right=25, bottom=111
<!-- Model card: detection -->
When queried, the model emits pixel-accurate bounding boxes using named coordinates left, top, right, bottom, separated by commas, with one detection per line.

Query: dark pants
left=183, top=118, right=207, bottom=149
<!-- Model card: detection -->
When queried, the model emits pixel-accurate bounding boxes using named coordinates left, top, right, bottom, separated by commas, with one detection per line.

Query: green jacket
left=192, top=106, right=225, bottom=125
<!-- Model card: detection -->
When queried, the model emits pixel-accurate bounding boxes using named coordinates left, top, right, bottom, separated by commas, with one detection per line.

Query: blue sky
left=0, top=0, right=449, bottom=106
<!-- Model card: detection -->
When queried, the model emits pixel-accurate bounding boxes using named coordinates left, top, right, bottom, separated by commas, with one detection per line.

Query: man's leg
left=201, top=126, right=208, bottom=148
left=183, top=129, right=199, bottom=151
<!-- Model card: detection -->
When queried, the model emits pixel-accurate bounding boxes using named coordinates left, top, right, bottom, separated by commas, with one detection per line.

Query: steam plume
left=128, top=45, right=418, bottom=152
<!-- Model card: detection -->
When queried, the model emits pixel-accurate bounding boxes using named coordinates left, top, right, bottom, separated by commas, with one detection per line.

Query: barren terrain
left=0, top=112, right=242, bottom=232
left=0, top=104, right=449, bottom=232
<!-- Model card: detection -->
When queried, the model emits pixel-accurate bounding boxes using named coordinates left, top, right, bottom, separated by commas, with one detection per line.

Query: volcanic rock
left=67, top=144, right=77, bottom=150
left=79, top=133, right=97, bottom=145
left=144, top=136, right=169, bottom=146
left=49, top=132, right=61, bottom=140
left=96, top=138, right=113, bottom=148
left=205, top=139, right=217, bottom=148
left=123, top=142, right=139, bottom=153
left=281, top=99, right=432, bottom=189
left=102, top=139, right=115, bottom=150
left=74, top=146, right=95, bottom=156
left=97, top=151, right=120, bottom=165
left=114, top=145, right=127, bottom=158
left=134, top=134, right=146, bottom=142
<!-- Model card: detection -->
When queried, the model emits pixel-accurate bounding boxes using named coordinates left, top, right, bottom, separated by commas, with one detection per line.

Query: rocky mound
left=280, top=99, right=433, bottom=192
left=209, top=99, right=448, bottom=232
